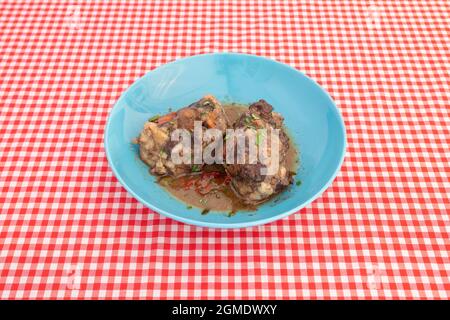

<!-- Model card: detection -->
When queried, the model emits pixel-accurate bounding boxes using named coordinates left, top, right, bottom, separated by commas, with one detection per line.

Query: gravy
left=157, top=104, right=299, bottom=214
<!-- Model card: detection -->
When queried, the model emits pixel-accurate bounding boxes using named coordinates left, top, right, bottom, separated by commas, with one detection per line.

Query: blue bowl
left=104, top=53, right=346, bottom=228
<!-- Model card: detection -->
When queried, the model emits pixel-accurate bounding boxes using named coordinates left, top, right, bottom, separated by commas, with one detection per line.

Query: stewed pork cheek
left=136, top=95, right=228, bottom=176
left=225, top=100, right=293, bottom=203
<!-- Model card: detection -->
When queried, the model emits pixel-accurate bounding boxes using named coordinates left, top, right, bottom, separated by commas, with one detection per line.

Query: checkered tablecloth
left=0, top=0, right=448, bottom=300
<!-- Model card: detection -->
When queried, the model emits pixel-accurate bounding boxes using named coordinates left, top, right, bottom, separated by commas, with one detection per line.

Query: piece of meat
left=137, top=95, right=228, bottom=176
left=225, top=99, right=293, bottom=203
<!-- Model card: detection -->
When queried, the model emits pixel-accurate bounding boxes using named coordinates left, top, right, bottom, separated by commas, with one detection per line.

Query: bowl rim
left=104, top=52, right=347, bottom=229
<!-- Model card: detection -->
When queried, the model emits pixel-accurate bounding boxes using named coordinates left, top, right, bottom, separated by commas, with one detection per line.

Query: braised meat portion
left=137, top=95, right=228, bottom=176
left=225, top=100, right=293, bottom=203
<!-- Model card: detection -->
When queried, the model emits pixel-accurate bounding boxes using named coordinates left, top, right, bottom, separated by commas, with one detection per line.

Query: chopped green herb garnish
left=186, top=205, right=192, bottom=209
left=243, top=116, right=256, bottom=129
left=201, top=209, right=210, bottom=215
left=256, top=130, right=266, bottom=145
left=191, top=164, right=201, bottom=172
left=203, top=100, right=212, bottom=107
left=227, top=211, right=236, bottom=217
left=251, top=113, right=260, bottom=120
left=296, top=180, right=302, bottom=186
left=148, top=114, right=160, bottom=122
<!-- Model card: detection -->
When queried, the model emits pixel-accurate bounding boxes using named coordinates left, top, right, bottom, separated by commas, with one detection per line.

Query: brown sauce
left=157, top=104, right=299, bottom=214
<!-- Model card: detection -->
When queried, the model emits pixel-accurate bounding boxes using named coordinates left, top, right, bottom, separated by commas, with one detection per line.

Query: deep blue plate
left=104, top=53, right=346, bottom=228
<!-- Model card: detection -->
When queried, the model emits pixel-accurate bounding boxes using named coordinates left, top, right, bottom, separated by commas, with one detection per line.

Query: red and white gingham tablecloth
left=0, top=0, right=448, bottom=299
